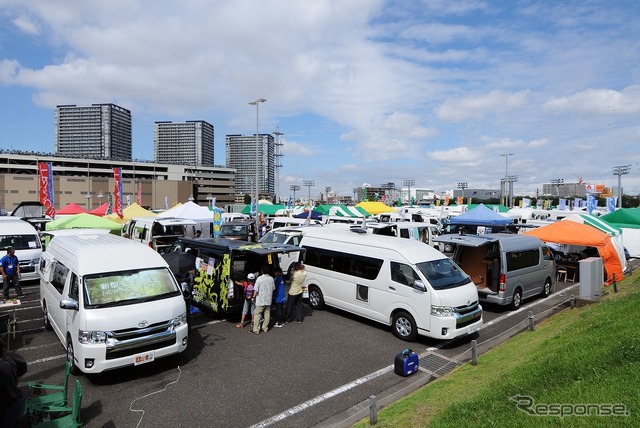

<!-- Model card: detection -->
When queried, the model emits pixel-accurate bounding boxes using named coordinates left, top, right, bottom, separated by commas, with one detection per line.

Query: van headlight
left=171, top=313, right=187, bottom=329
left=78, top=330, right=108, bottom=344
left=431, top=305, right=455, bottom=317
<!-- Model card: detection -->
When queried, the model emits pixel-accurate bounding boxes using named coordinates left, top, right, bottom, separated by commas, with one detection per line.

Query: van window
left=390, top=262, right=420, bottom=286
left=304, top=246, right=382, bottom=280
left=70, top=273, right=80, bottom=301
left=416, top=258, right=469, bottom=290
left=542, top=246, right=554, bottom=261
left=0, top=234, right=41, bottom=250
left=506, top=249, right=540, bottom=272
left=51, top=262, right=70, bottom=294
left=84, top=268, right=179, bottom=308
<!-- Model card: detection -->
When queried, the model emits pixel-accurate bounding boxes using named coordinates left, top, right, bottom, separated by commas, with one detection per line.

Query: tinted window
left=303, top=245, right=382, bottom=280
left=0, top=234, right=41, bottom=250
left=51, top=262, right=69, bottom=294
left=84, top=268, right=179, bottom=307
left=416, top=258, right=470, bottom=290
left=506, top=249, right=540, bottom=272
left=390, top=262, right=420, bottom=286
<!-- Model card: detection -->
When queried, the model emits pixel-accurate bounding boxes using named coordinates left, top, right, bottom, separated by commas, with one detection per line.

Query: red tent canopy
left=89, top=202, right=110, bottom=216
left=57, top=202, right=89, bottom=215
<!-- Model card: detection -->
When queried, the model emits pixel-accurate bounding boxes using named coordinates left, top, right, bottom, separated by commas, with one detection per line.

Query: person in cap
left=1, top=247, right=23, bottom=300
left=235, top=273, right=256, bottom=328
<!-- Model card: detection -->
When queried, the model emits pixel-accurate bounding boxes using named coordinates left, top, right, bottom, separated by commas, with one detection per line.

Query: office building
left=54, top=103, right=132, bottom=160
left=225, top=134, right=275, bottom=198
left=154, top=120, right=214, bottom=166
left=0, top=152, right=236, bottom=212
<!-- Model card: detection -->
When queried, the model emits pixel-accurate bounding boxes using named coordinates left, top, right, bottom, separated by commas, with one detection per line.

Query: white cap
left=247, top=273, right=255, bottom=280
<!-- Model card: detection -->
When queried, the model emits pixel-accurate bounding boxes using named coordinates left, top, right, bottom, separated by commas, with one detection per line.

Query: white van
left=0, top=218, right=42, bottom=281
left=366, top=221, right=442, bottom=249
left=39, top=233, right=189, bottom=374
left=270, top=217, right=322, bottom=229
left=258, top=226, right=315, bottom=276
left=301, top=228, right=483, bottom=341
left=123, top=217, right=197, bottom=253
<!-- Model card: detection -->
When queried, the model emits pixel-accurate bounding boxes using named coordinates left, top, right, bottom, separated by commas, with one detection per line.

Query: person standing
left=273, top=268, right=287, bottom=328
left=0, top=247, right=23, bottom=300
left=251, top=266, right=275, bottom=334
left=235, top=274, right=256, bottom=328
left=0, top=342, right=27, bottom=427
left=285, top=262, right=307, bottom=324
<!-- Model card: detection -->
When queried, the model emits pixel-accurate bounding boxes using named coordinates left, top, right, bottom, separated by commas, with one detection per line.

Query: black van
left=169, top=237, right=304, bottom=315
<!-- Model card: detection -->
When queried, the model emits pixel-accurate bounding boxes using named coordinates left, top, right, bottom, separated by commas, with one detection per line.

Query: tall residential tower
left=54, top=103, right=132, bottom=160
left=154, top=120, right=214, bottom=166
left=225, top=134, right=275, bottom=199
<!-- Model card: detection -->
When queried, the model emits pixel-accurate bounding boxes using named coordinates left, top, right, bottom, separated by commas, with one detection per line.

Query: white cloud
left=543, top=85, right=640, bottom=115
left=437, top=90, right=531, bottom=121
left=12, top=15, right=39, bottom=35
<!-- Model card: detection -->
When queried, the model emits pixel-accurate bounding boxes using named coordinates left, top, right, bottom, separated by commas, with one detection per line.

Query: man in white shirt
left=251, top=266, right=275, bottom=334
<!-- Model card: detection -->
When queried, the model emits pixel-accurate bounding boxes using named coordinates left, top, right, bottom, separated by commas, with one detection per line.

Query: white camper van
left=301, top=228, right=482, bottom=341
left=123, top=217, right=197, bottom=253
left=0, top=218, right=42, bottom=281
left=39, top=233, right=189, bottom=374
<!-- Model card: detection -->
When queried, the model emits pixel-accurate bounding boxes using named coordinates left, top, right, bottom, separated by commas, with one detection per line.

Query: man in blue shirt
left=0, top=247, right=23, bottom=300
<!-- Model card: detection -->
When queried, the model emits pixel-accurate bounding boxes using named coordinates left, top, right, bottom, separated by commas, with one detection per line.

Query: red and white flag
left=113, top=168, right=124, bottom=219
left=38, top=162, right=56, bottom=218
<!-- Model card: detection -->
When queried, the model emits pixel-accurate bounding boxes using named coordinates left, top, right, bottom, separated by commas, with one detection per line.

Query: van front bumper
left=428, top=306, right=483, bottom=340
left=73, top=324, right=188, bottom=373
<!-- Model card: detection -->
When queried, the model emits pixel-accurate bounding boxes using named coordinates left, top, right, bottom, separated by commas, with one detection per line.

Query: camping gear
left=394, top=349, right=419, bottom=376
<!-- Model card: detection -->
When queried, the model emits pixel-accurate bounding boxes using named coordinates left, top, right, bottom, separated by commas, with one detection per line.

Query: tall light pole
left=550, top=178, right=564, bottom=197
left=507, top=175, right=518, bottom=208
left=457, top=181, right=468, bottom=202
left=273, top=127, right=284, bottom=203
left=613, top=165, right=631, bottom=208
left=249, top=98, right=266, bottom=215
left=403, top=179, right=415, bottom=205
left=324, top=186, right=331, bottom=203
left=290, top=184, right=300, bottom=204
left=500, top=153, right=513, bottom=206
left=303, top=180, right=315, bottom=203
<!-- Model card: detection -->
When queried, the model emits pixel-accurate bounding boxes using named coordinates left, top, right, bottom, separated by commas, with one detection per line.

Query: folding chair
left=25, top=361, right=72, bottom=417
left=32, top=379, right=83, bottom=428
left=556, top=267, right=567, bottom=283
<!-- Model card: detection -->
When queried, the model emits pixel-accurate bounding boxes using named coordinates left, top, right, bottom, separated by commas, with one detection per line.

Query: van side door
left=389, top=261, right=430, bottom=331
left=48, top=261, right=71, bottom=340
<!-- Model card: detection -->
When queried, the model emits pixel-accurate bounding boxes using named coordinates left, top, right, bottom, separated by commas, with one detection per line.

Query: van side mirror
left=181, top=282, right=191, bottom=300
left=60, top=298, right=79, bottom=311
left=412, top=280, right=427, bottom=292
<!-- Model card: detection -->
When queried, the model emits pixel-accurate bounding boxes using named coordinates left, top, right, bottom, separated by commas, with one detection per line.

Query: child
left=235, top=273, right=256, bottom=328
left=273, top=268, right=286, bottom=327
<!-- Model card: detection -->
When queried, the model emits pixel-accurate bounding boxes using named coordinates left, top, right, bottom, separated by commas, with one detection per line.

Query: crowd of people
left=234, top=261, right=308, bottom=335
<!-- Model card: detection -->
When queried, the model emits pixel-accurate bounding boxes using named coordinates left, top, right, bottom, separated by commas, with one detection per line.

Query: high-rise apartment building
left=226, top=134, right=275, bottom=198
left=54, top=103, right=132, bottom=160
left=154, top=121, right=214, bottom=166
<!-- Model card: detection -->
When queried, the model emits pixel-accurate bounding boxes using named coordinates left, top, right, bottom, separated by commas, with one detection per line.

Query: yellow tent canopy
left=356, top=201, right=396, bottom=215
left=104, top=202, right=157, bottom=224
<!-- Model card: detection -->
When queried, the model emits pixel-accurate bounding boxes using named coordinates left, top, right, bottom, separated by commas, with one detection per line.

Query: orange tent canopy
left=524, top=220, right=623, bottom=284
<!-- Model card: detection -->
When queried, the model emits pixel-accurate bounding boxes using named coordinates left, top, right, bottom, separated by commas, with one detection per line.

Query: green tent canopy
left=241, top=204, right=286, bottom=216
left=45, top=213, right=122, bottom=233
left=601, top=207, right=640, bottom=229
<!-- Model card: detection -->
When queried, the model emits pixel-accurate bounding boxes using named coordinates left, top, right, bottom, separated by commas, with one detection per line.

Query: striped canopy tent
left=328, top=205, right=369, bottom=218
left=562, top=214, right=626, bottom=272
left=355, top=201, right=395, bottom=215
left=601, top=208, right=640, bottom=258
left=466, top=203, right=510, bottom=213
left=241, top=203, right=286, bottom=216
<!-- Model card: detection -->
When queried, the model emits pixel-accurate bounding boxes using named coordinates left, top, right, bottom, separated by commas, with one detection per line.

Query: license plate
left=468, top=324, right=479, bottom=334
left=134, top=351, right=155, bottom=366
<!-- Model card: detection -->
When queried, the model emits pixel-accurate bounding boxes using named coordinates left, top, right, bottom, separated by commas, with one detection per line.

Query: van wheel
left=66, top=335, right=81, bottom=376
left=541, top=279, right=552, bottom=298
left=510, top=288, right=523, bottom=310
left=308, top=286, right=324, bottom=310
left=392, top=311, right=418, bottom=341
left=42, top=302, right=52, bottom=331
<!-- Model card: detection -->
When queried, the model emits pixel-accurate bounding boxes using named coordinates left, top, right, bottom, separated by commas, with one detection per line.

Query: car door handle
left=389, top=286, right=396, bottom=291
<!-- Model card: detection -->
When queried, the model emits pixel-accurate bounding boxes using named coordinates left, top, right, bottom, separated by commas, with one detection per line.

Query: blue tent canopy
left=293, top=210, right=323, bottom=220
left=449, top=203, right=513, bottom=226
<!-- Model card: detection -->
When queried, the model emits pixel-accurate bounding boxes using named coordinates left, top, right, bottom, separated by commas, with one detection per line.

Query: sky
left=1, top=0, right=639, bottom=201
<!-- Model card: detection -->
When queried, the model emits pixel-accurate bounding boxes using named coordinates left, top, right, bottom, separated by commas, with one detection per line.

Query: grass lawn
left=354, top=270, right=640, bottom=427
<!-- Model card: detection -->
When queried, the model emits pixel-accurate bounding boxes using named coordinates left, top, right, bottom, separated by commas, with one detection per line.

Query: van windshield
left=416, top=258, right=470, bottom=290
left=260, top=231, right=289, bottom=244
left=0, top=234, right=41, bottom=250
left=83, top=268, right=180, bottom=308
left=220, top=224, right=248, bottom=237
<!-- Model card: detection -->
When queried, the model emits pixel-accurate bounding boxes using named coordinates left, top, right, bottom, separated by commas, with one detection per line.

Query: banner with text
left=38, top=162, right=56, bottom=218
left=113, top=167, right=124, bottom=218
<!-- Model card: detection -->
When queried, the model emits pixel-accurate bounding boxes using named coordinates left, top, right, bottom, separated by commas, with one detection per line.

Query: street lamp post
left=324, top=186, right=331, bottom=203
left=249, top=98, right=267, bottom=215
left=290, top=184, right=300, bottom=205
left=403, top=179, right=415, bottom=205
left=85, top=193, right=91, bottom=210
left=303, top=180, right=315, bottom=203
left=550, top=178, right=564, bottom=197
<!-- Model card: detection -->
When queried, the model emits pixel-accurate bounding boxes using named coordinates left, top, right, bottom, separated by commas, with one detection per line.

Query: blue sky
left=1, top=0, right=639, bottom=200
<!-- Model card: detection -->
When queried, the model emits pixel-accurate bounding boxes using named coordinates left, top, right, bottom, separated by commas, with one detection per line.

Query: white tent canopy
left=156, top=201, right=214, bottom=222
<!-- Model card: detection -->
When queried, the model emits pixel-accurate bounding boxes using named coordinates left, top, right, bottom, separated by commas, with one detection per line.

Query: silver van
left=434, top=233, right=556, bottom=310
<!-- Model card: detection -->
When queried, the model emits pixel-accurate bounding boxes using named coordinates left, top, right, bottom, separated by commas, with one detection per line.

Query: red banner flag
left=38, top=162, right=56, bottom=218
left=137, top=182, right=142, bottom=205
left=113, top=168, right=124, bottom=219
